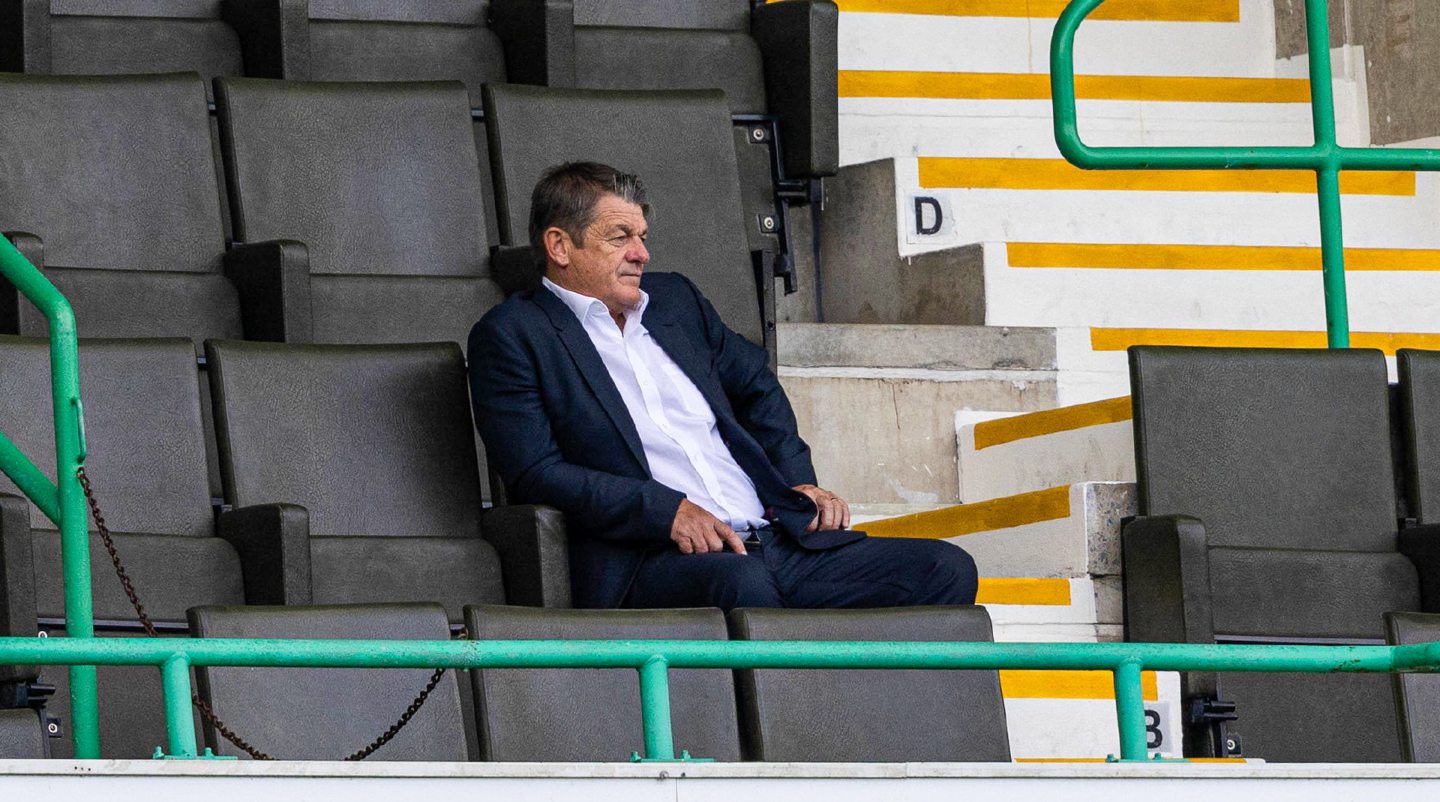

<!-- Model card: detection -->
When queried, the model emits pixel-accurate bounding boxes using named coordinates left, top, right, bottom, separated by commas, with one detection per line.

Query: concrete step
left=778, top=323, right=1057, bottom=505
left=839, top=0, right=1274, bottom=78
left=957, top=396, right=1135, bottom=502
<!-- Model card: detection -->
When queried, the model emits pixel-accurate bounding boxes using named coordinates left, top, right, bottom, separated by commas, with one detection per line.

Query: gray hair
left=528, top=162, right=650, bottom=269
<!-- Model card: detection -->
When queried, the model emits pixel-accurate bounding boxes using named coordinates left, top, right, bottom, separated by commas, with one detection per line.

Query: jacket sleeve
left=678, top=275, right=818, bottom=488
left=468, top=311, right=685, bottom=544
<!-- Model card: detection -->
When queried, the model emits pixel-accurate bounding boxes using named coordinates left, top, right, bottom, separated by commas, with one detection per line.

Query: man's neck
left=543, top=275, right=630, bottom=331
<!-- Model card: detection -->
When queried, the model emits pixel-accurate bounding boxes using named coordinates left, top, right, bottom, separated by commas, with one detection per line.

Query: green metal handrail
left=3, top=635, right=1438, bottom=763
left=1050, top=0, right=1440, bottom=348
left=0, top=236, right=98, bottom=758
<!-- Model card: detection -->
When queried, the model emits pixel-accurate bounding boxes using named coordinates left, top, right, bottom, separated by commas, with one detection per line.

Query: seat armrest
left=0, top=493, right=38, bottom=684
left=480, top=504, right=571, bottom=607
left=222, top=0, right=309, bottom=79
left=490, top=0, right=576, bottom=86
left=1400, top=522, right=1440, bottom=613
left=223, top=239, right=314, bottom=342
left=489, top=245, right=542, bottom=295
left=216, top=503, right=313, bottom=605
left=752, top=0, right=838, bottom=179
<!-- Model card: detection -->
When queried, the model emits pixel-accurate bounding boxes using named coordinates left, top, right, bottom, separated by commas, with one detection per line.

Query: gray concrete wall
left=1277, top=0, right=1440, bottom=145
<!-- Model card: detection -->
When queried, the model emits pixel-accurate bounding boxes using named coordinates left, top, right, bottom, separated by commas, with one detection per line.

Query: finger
left=676, top=535, right=694, bottom=555
left=719, top=526, right=747, bottom=555
left=805, top=514, right=819, bottom=534
left=815, top=498, right=836, bottom=530
left=703, top=529, right=725, bottom=554
left=838, top=498, right=851, bottom=529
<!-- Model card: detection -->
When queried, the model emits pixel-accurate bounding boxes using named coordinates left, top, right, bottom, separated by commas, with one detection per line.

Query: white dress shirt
left=542, top=277, right=769, bottom=531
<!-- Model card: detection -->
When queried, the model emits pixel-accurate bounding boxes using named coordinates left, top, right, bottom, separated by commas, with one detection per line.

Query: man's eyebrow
left=612, top=224, right=647, bottom=237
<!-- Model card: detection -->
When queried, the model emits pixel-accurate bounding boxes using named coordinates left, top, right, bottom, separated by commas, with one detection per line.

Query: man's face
left=546, top=194, right=650, bottom=316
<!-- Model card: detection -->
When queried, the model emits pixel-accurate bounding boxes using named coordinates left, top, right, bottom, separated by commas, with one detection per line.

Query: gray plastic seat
left=484, top=84, right=771, bottom=354
left=206, top=340, right=577, bottom=619
left=0, top=336, right=249, bottom=758
left=215, top=78, right=504, bottom=347
left=1124, top=346, right=1430, bottom=762
left=729, top=606, right=1009, bottom=762
left=465, top=605, right=739, bottom=761
left=0, top=708, right=47, bottom=758
left=0, top=0, right=280, bottom=89
left=189, top=603, right=466, bottom=761
left=1385, top=612, right=1440, bottom=762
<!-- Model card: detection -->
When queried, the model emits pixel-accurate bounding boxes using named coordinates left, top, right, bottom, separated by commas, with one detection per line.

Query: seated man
left=468, top=162, right=978, bottom=610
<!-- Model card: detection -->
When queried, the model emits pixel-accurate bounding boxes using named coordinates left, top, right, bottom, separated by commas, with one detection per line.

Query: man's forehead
left=589, top=200, right=648, bottom=231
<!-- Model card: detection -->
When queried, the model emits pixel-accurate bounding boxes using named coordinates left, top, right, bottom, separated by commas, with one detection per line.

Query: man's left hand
left=793, top=484, right=850, bottom=533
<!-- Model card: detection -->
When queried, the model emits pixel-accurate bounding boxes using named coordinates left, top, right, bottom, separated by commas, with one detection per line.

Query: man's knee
left=915, top=541, right=978, bottom=605
left=707, top=556, right=783, bottom=611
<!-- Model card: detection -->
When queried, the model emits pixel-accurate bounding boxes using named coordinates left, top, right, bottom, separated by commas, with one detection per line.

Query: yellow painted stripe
left=1091, top=327, right=1440, bottom=355
left=840, top=71, right=1307, bottom=103
left=1015, top=757, right=1251, bottom=763
left=919, top=157, right=1416, bottom=196
left=834, top=0, right=1239, bottom=22
left=865, top=486, right=1071, bottom=539
left=975, top=577, right=1072, bottom=606
left=1001, top=670, right=1160, bottom=701
left=1009, top=242, right=1440, bottom=272
left=974, top=397, right=1132, bottom=451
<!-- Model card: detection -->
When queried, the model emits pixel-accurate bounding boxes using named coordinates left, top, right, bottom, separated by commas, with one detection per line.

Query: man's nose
left=627, top=239, right=650, bottom=264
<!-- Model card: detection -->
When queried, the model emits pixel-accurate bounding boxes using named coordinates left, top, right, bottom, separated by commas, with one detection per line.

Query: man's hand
left=670, top=499, right=748, bottom=555
left=793, top=484, right=851, bottom=533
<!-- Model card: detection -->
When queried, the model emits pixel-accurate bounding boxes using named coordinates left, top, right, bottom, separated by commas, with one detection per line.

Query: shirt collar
left=542, top=276, right=649, bottom=326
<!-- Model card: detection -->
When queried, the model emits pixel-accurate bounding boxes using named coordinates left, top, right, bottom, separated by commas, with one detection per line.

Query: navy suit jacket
left=467, top=271, right=864, bottom=608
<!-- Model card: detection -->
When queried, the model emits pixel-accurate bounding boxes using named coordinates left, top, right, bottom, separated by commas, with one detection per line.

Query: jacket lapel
left=533, top=288, right=650, bottom=473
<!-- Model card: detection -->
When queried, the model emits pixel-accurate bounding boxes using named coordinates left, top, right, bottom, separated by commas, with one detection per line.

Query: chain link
left=76, top=466, right=463, bottom=761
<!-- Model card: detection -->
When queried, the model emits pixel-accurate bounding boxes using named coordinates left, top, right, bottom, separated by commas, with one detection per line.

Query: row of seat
left=1123, top=345, right=1440, bottom=763
left=0, top=603, right=1007, bottom=762
left=0, top=72, right=775, bottom=356
left=0, top=0, right=838, bottom=180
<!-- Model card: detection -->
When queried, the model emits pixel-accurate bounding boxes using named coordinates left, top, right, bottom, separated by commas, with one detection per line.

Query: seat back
left=190, top=603, right=467, bottom=760
left=729, top=606, right=1009, bottom=762
left=1130, top=346, right=1413, bottom=640
left=1386, top=612, right=1440, bottom=762
left=0, top=337, right=243, bottom=757
left=304, top=0, right=506, bottom=106
left=484, top=84, right=765, bottom=347
left=215, top=78, right=502, bottom=346
left=466, top=605, right=741, bottom=761
left=0, top=708, right=47, bottom=758
left=0, top=0, right=248, bottom=85
left=1398, top=349, right=1440, bottom=523
left=206, top=340, right=502, bottom=618
left=0, top=73, right=239, bottom=341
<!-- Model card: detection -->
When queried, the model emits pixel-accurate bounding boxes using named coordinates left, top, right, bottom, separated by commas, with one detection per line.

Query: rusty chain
left=76, top=466, right=462, bottom=761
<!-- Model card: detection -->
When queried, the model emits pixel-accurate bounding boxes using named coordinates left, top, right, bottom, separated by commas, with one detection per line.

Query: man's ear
left=543, top=227, right=571, bottom=268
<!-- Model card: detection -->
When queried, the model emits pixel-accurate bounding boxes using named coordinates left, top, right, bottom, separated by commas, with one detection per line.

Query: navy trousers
left=622, top=529, right=978, bottom=611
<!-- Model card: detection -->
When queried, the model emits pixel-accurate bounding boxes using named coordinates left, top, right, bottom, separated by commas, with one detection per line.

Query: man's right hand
left=670, top=499, right=748, bottom=555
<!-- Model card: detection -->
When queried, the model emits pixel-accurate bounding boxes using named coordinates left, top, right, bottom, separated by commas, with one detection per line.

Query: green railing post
left=160, top=654, right=198, bottom=758
left=637, top=655, right=676, bottom=761
left=1051, top=0, right=1440, bottom=349
left=0, top=235, right=99, bottom=758
left=1112, top=659, right=1148, bottom=761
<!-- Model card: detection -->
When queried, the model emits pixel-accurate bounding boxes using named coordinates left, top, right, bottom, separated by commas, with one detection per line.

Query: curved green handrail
left=1050, top=0, right=1440, bottom=348
left=0, top=235, right=98, bottom=758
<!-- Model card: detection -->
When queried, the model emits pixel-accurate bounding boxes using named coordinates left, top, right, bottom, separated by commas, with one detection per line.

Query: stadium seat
left=535, top=0, right=838, bottom=182
left=0, top=0, right=285, bottom=87
left=0, top=72, right=309, bottom=345
left=1124, top=346, right=1428, bottom=762
left=1384, top=612, right=1440, bottom=762
left=465, top=605, right=740, bottom=761
left=205, top=340, right=570, bottom=618
left=0, top=708, right=47, bottom=758
left=483, top=84, right=773, bottom=355
left=189, top=603, right=467, bottom=760
left=0, top=337, right=247, bottom=758
left=728, top=606, right=1010, bottom=762
left=214, top=78, right=503, bottom=347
